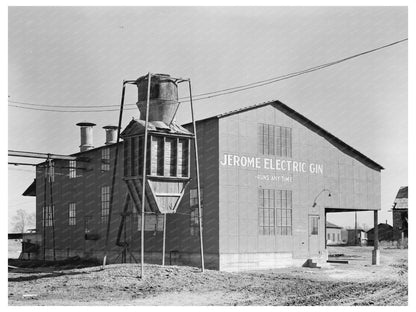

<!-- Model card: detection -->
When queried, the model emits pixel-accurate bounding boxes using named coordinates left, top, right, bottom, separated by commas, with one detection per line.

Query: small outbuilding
left=367, top=223, right=393, bottom=246
left=346, top=228, right=367, bottom=246
left=392, top=186, right=408, bottom=241
left=326, top=221, right=343, bottom=245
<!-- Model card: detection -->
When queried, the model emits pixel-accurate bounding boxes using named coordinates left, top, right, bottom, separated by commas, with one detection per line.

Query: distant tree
left=360, top=223, right=370, bottom=231
left=11, top=209, right=35, bottom=234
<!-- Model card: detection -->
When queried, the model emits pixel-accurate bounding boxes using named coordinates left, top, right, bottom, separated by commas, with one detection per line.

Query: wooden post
left=372, top=210, right=380, bottom=265
left=189, top=79, right=205, bottom=272
left=162, top=214, right=166, bottom=266
left=140, top=73, right=152, bottom=278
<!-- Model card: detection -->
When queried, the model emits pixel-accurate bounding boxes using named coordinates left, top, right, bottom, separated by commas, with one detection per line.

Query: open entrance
left=325, top=208, right=381, bottom=265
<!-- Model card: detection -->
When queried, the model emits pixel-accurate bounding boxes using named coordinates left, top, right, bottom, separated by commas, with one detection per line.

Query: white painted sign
left=220, top=153, right=323, bottom=175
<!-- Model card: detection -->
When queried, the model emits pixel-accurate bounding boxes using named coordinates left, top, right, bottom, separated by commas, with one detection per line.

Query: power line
left=8, top=100, right=125, bottom=108
left=8, top=103, right=137, bottom=113
left=182, top=38, right=408, bottom=99
left=8, top=38, right=407, bottom=113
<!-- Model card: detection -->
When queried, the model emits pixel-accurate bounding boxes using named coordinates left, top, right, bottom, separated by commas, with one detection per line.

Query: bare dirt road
left=8, top=246, right=407, bottom=306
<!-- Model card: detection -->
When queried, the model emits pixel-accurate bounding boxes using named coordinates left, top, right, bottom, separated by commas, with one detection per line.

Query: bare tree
left=12, top=209, right=35, bottom=234
left=360, top=223, right=370, bottom=231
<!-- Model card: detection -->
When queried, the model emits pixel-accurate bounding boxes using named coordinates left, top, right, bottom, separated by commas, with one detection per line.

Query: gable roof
left=366, top=223, right=393, bottom=234
left=326, top=221, right=342, bottom=229
left=395, top=186, right=408, bottom=199
left=189, top=100, right=384, bottom=171
left=393, top=186, right=408, bottom=210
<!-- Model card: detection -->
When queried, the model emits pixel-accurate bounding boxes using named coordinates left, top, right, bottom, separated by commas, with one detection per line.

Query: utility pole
left=354, top=211, right=358, bottom=246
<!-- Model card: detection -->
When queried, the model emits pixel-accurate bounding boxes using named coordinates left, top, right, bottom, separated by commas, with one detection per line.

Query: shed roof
left=188, top=100, right=384, bottom=171
left=22, top=179, right=36, bottom=196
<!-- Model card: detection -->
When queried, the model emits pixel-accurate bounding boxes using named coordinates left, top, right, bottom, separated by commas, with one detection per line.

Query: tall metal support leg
left=43, top=162, right=48, bottom=261
left=48, top=158, right=56, bottom=261
left=162, top=213, right=166, bottom=266
left=372, top=210, right=380, bottom=265
left=103, top=81, right=127, bottom=267
left=140, top=72, right=152, bottom=278
left=188, top=79, right=205, bottom=272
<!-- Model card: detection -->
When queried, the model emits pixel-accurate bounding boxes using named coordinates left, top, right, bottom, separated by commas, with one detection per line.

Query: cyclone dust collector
left=103, top=73, right=204, bottom=277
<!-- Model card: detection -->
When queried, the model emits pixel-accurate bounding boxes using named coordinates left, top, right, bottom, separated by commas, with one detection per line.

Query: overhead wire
left=8, top=38, right=407, bottom=113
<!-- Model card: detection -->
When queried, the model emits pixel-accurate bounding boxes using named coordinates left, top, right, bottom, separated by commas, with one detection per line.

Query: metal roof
left=187, top=100, right=384, bottom=171
left=121, top=119, right=193, bottom=137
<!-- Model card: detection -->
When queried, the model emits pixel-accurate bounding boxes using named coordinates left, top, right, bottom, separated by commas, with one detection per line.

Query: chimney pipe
left=103, top=125, right=118, bottom=145
left=76, top=122, right=96, bottom=152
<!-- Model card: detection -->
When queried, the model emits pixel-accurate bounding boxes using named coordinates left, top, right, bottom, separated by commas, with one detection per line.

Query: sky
left=7, top=6, right=408, bottom=230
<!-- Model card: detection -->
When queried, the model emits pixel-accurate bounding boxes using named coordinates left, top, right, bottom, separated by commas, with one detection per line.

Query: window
left=190, top=188, right=203, bottom=236
left=42, top=205, right=54, bottom=227
left=332, top=233, right=335, bottom=242
left=258, top=189, right=292, bottom=235
left=310, top=216, right=319, bottom=235
left=258, top=189, right=275, bottom=235
left=84, top=216, right=92, bottom=234
left=68, top=203, right=76, bottom=226
left=327, top=233, right=330, bottom=240
left=258, top=123, right=292, bottom=157
left=101, top=186, right=110, bottom=224
left=69, top=160, right=77, bottom=179
left=101, top=148, right=110, bottom=171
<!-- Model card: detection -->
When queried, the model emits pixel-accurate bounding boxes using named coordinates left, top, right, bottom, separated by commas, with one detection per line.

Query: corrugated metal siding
left=217, top=105, right=381, bottom=259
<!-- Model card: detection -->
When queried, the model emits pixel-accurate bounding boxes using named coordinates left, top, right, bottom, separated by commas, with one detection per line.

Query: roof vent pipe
left=103, top=125, right=119, bottom=145
left=76, top=122, right=96, bottom=152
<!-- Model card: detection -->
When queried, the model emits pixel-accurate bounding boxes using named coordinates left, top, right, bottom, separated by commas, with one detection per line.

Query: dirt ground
left=8, top=246, right=407, bottom=306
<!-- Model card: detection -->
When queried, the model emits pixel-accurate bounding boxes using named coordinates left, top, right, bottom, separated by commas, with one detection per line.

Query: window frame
left=68, top=202, right=76, bottom=226
left=258, top=123, right=292, bottom=157
left=258, top=189, right=292, bottom=236
left=101, top=147, right=110, bottom=172
left=101, top=186, right=110, bottom=224
left=69, top=160, right=77, bottom=179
